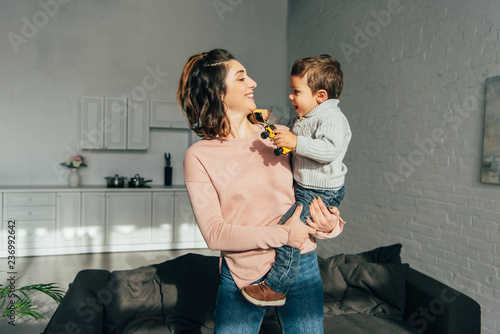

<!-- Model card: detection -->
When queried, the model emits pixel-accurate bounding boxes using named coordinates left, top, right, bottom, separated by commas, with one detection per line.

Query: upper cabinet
left=80, top=96, right=105, bottom=149
left=128, top=99, right=150, bottom=150
left=150, top=99, right=189, bottom=129
left=80, top=96, right=149, bottom=150
left=104, top=97, right=128, bottom=150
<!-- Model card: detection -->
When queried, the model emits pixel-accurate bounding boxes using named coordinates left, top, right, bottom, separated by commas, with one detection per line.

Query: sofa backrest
left=404, top=268, right=481, bottom=334
left=100, top=253, right=220, bottom=333
left=154, top=253, right=220, bottom=333
left=104, top=265, right=164, bottom=333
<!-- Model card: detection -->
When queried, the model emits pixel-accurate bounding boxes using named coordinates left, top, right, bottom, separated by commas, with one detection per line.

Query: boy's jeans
left=216, top=250, right=324, bottom=333
left=265, top=184, right=345, bottom=294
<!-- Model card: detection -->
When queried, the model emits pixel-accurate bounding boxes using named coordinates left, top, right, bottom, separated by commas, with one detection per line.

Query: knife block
left=164, top=166, right=173, bottom=186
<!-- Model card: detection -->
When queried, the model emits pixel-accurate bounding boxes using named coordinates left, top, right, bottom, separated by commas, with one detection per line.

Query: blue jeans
left=265, top=185, right=345, bottom=294
left=215, top=250, right=324, bottom=334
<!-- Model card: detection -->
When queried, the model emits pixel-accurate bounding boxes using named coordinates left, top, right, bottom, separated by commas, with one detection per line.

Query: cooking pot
left=105, top=174, right=127, bottom=188
left=128, top=174, right=152, bottom=188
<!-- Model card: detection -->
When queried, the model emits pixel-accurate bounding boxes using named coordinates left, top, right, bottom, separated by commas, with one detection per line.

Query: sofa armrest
left=42, top=269, right=110, bottom=334
left=403, top=268, right=480, bottom=334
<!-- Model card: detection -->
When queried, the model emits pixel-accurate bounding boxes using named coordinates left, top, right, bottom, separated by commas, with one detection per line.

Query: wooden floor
left=0, top=248, right=218, bottom=333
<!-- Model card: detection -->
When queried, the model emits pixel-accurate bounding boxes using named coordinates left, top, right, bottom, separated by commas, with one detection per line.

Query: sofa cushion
left=318, top=253, right=348, bottom=302
left=323, top=313, right=419, bottom=334
left=154, top=253, right=220, bottom=333
left=121, top=320, right=171, bottom=333
left=338, top=262, right=409, bottom=320
left=104, top=266, right=164, bottom=334
left=320, top=244, right=408, bottom=320
left=344, top=243, right=403, bottom=264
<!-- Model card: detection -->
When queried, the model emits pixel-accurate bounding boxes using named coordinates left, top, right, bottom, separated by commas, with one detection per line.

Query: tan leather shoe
left=241, top=282, right=286, bottom=307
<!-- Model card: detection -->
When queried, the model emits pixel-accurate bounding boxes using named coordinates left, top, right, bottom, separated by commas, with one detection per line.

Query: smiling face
left=289, top=75, right=321, bottom=117
left=222, top=59, right=257, bottom=115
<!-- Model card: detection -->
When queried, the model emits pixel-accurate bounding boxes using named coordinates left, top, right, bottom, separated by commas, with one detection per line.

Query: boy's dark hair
left=291, top=54, right=343, bottom=99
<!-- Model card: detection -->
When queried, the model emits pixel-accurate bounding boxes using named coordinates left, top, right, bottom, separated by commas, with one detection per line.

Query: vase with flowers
left=60, top=154, right=88, bottom=187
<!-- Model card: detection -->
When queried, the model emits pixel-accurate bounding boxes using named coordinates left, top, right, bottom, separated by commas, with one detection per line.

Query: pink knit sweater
left=184, top=127, right=344, bottom=288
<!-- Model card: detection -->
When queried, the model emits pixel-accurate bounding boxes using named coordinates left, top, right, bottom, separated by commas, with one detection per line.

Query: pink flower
left=60, top=154, right=88, bottom=169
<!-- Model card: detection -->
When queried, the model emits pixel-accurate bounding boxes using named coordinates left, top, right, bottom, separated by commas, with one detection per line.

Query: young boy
left=242, top=54, right=351, bottom=306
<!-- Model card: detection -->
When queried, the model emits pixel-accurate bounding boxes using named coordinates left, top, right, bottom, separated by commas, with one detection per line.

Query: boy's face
left=289, top=75, right=320, bottom=117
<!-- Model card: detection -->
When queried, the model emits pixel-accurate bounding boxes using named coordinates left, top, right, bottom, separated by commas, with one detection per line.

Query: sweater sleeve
left=315, top=217, right=346, bottom=239
left=295, top=114, right=350, bottom=163
left=184, top=152, right=290, bottom=252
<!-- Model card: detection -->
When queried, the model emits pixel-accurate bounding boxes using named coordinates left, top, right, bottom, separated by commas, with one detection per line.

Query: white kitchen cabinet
left=150, top=99, right=189, bottom=129
left=2, top=220, right=56, bottom=250
left=174, top=192, right=204, bottom=243
left=81, top=192, right=106, bottom=247
left=3, top=193, right=56, bottom=222
left=0, top=187, right=205, bottom=257
left=2, top=192, right=56, bottom=250
left=127, top=99, right=150, bottom=150
left=80, top=96, right=105, bottom=149
left=4, top=192, right=55, bottom=207
left=104, top=97, right=128, bottom=150
left=81, top=96, right=149, bottom=150
left=0, top=194, right=2, bottom=249
left=3, top=206, right=56, bottom=221
left=106, top=192, right=152, bottom=245
left=152, top=192, right=175, bottom=243
left=56, top=193, right=81, bottom=247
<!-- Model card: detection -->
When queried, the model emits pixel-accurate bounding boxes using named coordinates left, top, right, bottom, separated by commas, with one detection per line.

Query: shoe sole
left=241, top=290, right=286, bottom=307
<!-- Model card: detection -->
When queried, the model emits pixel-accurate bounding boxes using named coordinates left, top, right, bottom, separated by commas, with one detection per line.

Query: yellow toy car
left=253, top=110, right=292, bottom=156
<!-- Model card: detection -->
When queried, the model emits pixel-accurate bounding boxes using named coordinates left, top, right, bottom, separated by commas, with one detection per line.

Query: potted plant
left=0, top=275, right=64, bottom=325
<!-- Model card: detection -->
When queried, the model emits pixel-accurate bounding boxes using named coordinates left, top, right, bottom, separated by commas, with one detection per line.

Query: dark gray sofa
left=42, top=244, right=480, bottom=334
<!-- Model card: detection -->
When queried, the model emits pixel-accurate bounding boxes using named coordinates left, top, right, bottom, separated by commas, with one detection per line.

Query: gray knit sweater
left=291, top=99, right=351, bottom=190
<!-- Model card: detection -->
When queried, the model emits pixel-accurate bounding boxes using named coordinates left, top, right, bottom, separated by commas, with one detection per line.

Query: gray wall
left=0, top=0, right=288, bottom=186
left=288, top=0, right=499, bottom=332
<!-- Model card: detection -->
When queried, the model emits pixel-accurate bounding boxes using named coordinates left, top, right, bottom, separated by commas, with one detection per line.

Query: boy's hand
left=273, top=129, right=297, bottom=150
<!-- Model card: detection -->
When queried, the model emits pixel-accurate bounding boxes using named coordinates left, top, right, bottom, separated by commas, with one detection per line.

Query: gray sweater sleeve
left=291, top=100, right=352, bottom=190
left=295, top=113, right=350, bottom=163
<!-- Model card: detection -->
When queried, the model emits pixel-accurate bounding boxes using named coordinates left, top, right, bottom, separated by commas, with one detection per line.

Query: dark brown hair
left=177, top=49, right=235, bottom=139
left=291, top=54, right=343, bottom=99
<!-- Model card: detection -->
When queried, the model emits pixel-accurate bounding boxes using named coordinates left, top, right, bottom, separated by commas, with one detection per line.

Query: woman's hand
left=283, top=204, right=317, bottom=250
left=306, top=198, right=340, bottom=234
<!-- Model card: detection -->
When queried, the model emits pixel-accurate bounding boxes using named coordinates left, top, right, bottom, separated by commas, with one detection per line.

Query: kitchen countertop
left=0, top=185, right=187, bottom=193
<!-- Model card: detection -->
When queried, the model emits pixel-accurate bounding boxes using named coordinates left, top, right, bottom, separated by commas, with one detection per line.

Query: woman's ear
left=316, top=89, right=328, bottom=104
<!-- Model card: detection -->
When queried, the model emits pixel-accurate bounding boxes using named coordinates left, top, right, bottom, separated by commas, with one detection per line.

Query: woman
left=178, top=49, right=344, bottom=334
